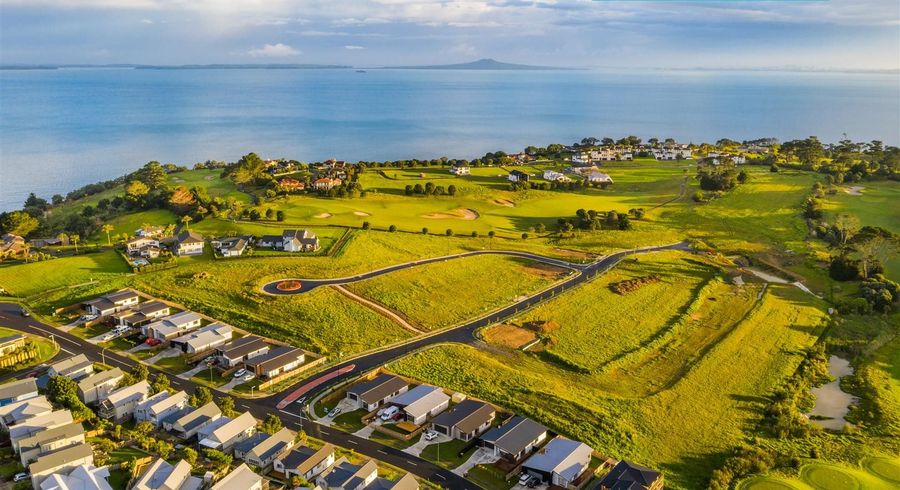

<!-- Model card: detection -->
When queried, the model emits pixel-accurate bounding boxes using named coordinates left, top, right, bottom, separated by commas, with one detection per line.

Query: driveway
left=145, top=347, right=180, bottom=364
left=127, top=343, right=151, bottom=354
left=87, top=332, right=112, bottom=344
left=453, top=447, right=499, bottom=476
left=403, top=432, right=451, bottom=457
left=177, top=363, right=208, bottom=380
left=353, top=424, right=376, bottom=439
left=219, top=375, right=252, bottom=393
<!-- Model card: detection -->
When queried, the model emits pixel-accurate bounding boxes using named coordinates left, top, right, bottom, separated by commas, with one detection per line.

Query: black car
left=20, top=308, right=30, bottom=317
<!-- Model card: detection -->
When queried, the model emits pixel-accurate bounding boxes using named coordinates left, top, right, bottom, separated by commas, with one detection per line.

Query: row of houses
left=210, top=229, right=320, bottom=257
left=571, top=149, right=633, bottom=165
left=126, top=230, right=204, bottom=258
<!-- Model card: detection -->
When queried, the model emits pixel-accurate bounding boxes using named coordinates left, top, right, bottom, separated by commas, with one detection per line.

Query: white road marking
left=407, top=461, right=417, bottom=466
left=347, top=440, right=357, bottom=445
left=378, top=450, right=387, bottom=455
left=435, top=474, right=446, bottom=480
left=279, top=410, right=303, bottom=419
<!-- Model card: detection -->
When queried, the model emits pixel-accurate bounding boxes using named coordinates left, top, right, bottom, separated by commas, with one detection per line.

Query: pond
left=807, top=355, right=858, bottom=431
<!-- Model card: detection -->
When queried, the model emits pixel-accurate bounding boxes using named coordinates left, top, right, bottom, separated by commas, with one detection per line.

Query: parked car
left=376, top=407, right=388, bottom=417
left=328, top=407, right=342, bottom=418
left=233, top=368, right=248, bottom=379
left=13, top=472, right=29, bottom=482
left=526, top=476, right=540, bottom=488
left=519, top=473, right=531, bottom=485
left=380, top=406, right=400, bottom=421
left=423, top=430, right=438, bottom=441
left=102, top=332, right=116, bottom=341
left=112, top=326, right=129, bottom=335
left=391, top=411, right=404, bottom=421
left=145, top=338, right=161, bottom=346
left=20, top=308, right=29, bottom=317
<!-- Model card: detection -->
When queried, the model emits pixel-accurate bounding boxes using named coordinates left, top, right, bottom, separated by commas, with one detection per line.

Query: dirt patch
left=843, top=185, right=864, bottom=196
left=551, top=248, right=593, bottom=260
left=520, top=263, right=567, bottom=279
left=610, top=275, right=661, bottom=295
left=421, top=208, right=480, bottom=220
left=493, top=198, right=515, bottom=207
left=353, top=211, right=371, bottom=217
left=483, top=324, right=537, bottom=349
left=314, top=213, right=333, bottom=219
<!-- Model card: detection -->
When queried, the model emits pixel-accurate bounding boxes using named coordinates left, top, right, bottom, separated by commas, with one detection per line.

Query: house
left=283, top=229, right=320, bottom=252
left=389, top=384, right=450, bottom=425
left=211, top=236, right=250, bottom=257
left=316, top=457, right=378, bottom=490
left=198, top=411, right=257, bottom=452
left=134, top=390, right=189, bottom=427
left=211, top=464, right=262, bottom=490
left=39, top=463, right=113, bottom=490
left=0, top=377, right=38, bottom=406
left=143, top=311, right=203, bottom=340
left=164, top=401, right=221, bottom=440
left=216, top=336, right=270, bottom=369
left=77, top=367, right=125, bottom=405
left=430, top=400, right=495, bottom=441
left=511, top=152, right=535, bottom=164
left=542, top=170, right=570, bottom=183
left=29, top=442, right=94, bottom=488
left=508, top=170, right=529, bottom=183
left=126, top=237, right=160, bottom=257
left=313, top=177, right=342, bottom=191
left=173, top=230, right=204, bottom=256
left=48, top=354, right=94, bottom=380
left=585, top=171, right=614, bottom=184
left=19, top=422, right=86, bottom=467
left=0, top=334, right=26, bottom=355
left=111, top=301, right=171, bottom=327
left=170, top=323, right=232, bottom=354
left=98, top=380, right=150, bottom=422
left=10, top=410, right=73, bottom=452
left=0, top=395, right=52, bottom=430
left=135, top=226, right=165, bottom=238
left=520, top=436, right=593, bottom=487
left=571, top=151, right=591, bottom=166
left=0, top=233, right=26, bottom=255
left=479, top=416, right=548, bottom=462
left=450, top=165, right=470, bottom=176
left=133, top=459, right=203, bottom=490
left=233, top=432, right=270, bottom=460
left=242, top=427, right=295, bottom=468
left=244, top=346, right=305, bottom=379
left=82, top=290, right=140, bottom=316
left=279, top=178, right=306, bottom=191
left=598, top=460, right=663, bottom=490
left=275, top=444, right=336, bottom=481
left=346, top=374, right=409, bottom=412
left=29, top=237, right=63, bottom=248
left=366, top=474, right=419, bottom=490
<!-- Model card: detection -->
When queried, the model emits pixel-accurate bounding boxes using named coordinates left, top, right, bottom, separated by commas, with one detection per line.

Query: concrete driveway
left=453, top=447, right=499, bottom=476
left=127, top=343, right=151, bottom=353
left=403, top=431, right=450, bottom=457
left=177, top=363, right=208, bottom=380
left=145, top=347, right=180, bottom=364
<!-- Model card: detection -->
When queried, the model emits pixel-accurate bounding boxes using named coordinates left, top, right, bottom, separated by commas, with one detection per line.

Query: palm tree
left=180, top=215, right=192, bottom=230
left=70, top=234, right=80, bottom=254
left=57, top=232, right=68, bottom=246
left=101, top=224, right=114, bottom=246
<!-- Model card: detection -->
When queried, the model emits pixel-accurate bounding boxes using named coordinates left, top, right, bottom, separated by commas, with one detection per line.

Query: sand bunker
left=493, top=199, right=515, bottom=207
left=353, top=211, right=371, bottom=217
left=314, top=213, right=333, bottom=218
left=204, top=175, right=215, bottom=181
left=844, top=186, right=864, bottom=196
left=421, top=208, right=480, bottom=220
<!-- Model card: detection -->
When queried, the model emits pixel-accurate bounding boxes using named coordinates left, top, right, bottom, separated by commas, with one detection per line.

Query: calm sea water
left=1, top=68, right=898, bottom=211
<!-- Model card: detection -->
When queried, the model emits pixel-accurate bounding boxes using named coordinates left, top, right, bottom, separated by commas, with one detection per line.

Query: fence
left=257, top=355, right=328, bottom=391
left=372, top=422, right=426, bottom=442
left=0, top=348, right=37, bottom=369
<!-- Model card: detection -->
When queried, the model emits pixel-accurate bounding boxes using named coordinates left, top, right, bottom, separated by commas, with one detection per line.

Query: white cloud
left=344, top=45, right=365, bottom=50
left=140, top=18, right=153, bottom=24
left=247, top=43, right=301, bottom=57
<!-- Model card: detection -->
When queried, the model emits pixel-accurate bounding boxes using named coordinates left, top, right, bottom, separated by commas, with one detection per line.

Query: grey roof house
left=520, top=436, right=593, bottom=487
left=430, top=400, right=495, bottom=441
left=346, top=374, right=409, bottom=412
left=0, top=394, right=51, bottom=429
left=479, top=416, right=548, bottom=462
left=18, top=421, right=85, bottom=467
left=28, top=442, right=94, bottom=488
left=598, top=460, right=664, bottom=490
left=164, top=401, right=221, bottom=440
left=274, top=443, right=336, bottom=481
left=216, top=335, right=270, bottom=368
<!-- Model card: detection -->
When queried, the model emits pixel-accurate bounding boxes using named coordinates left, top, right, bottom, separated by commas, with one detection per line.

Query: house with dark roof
left=170, top=323, right=232, bottom=354
left=198, top=411, right=257, bottom=452
left=0, top=377, right=38, bottom=406
left=520, top=436, right=593, bottom=487
left=18, top=422, right=85, bottom=467
left=142, top=311, right=202, bottom=340
left=389, top=384, right=450, bottom=425
left=346, top=374, right=409, bottom=411
left=211, top=236, right=251, bottom=257
left=274, top=444, right=336, bottom=481
left=82, top=290, right=140, bottom=316
left=508, top=170, right=530, bottom=183
left=77, top=367, right=124, bottom=405
left=479, top=416, right=548, bottom=462
left=430, top=400, right=495, bottom=441
left=366, top=473, right=419, bottom=490
left=598, top=460, right=663, bottom=490
left=165, top=402, right=221, bottom=440
left=48, top=354, right=94, bottom=381
left=243, top=427, right=295, bottom=468
left=111, top=301, right=171, bottom=327
left=173, top=230, right=204, bottom=256
left=244, top=346, right=305, bottom=379
left=316, top=457, right=377, bottom=490
left=28, top=442, right=94, bottom=488
left=216, top=336, right=270, bottom=368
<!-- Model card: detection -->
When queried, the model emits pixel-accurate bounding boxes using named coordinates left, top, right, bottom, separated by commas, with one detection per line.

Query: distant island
left=382, top=58, right=572, bottom=70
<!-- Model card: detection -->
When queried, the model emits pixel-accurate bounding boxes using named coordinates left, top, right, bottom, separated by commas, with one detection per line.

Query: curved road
left=261, top=249, right=587, bottom=295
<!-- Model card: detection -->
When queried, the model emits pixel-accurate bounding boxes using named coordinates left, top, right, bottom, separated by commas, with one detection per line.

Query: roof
left=0, top=334, right=25, bottom=345
left=176, top=230, right=204, bottom=245
left=0, top=395, right=52, bottom=423
left=105, top=380, right=150, bottom=408
left=142, top=391, right=188, bottom=415
left=244, top=346, right=304, bottom=373
left=171, top=323, right=231, bottom=348
left=174, top=402, right=220, bottom=432
left=39, top=463, right=112, bottom=490
left=248, top=427, right=293, bottom=462
left=431, top=400, right=494, bottom=434
left=510, top=170, right=529, bottom=177
left=599, top=460, right=661, bottom=489
left=200, top=411, right=256, bottom=446
left=280, top=443, right=335, bottom=473
left=350, top=374, right=409, bottom=405
left=19, top=422, right=85, bottom=454
left=133, top=459, right=200, bottom=490
left=49, top=354, right=93, bottom=378
left=233, top=431, right=269, bottom=455
left=366, top=474, right=419, bottom=490
left=522, top=437, right=592, bottom=482
left=390, top=384, right=449, bottom=418
left=480, top=416, right=547, bottom=455
left=105, top=290, right=139, bottom=303
left=218, top=336, right=268, bottom=359
left=211, top=464, right=260, bottom=490
left=29, top=442, right=93, bottom=474
left=0, top=377, right=38, bottom=400
left=135, top=301, right=170, bottom=315
left=77, top=368, right=124, bottom=393
left=10, top=410, right=73, bottom=441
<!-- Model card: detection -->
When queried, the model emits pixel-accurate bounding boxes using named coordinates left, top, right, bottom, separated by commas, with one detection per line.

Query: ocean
left=1, top=67, right=898, bottom=211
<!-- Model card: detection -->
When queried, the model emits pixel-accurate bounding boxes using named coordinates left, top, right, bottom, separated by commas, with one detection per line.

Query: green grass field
left=88, top=208, right=179, bottom=241
left=347, top=254, right=569, bottom=330
left=737, top=461, right=900, bottom=490
left=0, top=326, right=58, bottom=373
left=0, top=250, right=129, bottom=297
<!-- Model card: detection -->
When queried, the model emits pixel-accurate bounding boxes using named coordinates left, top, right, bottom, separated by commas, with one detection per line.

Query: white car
left=13, top=473, right=29, bottom=482
left=328, top=407, right=342, bottom=418
left=233, top=368, right=248, bottom=378
left=380, top=406, right=400, bottom=421
left=518, top=473, right=531, bottom=485
left=423, top=430, right=438, bottom=441
left=101, top=332, right=116, bottom=341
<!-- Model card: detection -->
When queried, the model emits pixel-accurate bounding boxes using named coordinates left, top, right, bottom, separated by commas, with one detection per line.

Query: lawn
left=388, top=285, right=828, bottom=489
left=0, top=326, right=58, bottom=373
left=736, top=460, right=900, bottom=490
left=347, top=254, right=570, bottom=330
left=0, top=249, right=129, bottom=297
left=89, top=208, right=179, bottom=242
left=419, top=438, right=476, bottom=469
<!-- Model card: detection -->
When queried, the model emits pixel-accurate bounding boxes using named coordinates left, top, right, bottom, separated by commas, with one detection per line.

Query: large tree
left=0, top=211, right=39, bottom=237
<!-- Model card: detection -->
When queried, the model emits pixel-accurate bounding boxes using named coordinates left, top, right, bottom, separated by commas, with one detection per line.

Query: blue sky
left=1, top=0, right=897, bottom=70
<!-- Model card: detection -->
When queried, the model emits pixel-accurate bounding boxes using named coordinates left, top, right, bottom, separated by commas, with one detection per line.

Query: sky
left=0, top=0, right=898, bottom=71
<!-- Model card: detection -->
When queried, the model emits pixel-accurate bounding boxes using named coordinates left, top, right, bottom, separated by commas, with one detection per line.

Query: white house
left=132, top=459, right=202, bottom=490
left=143, top=311, right=203, bottom=340
left=29, top=442, right=94, bottom=488
left=542, top=170, right=570, bottom=182
left=211, top=464, right=262, bottom=490
left=346, top=374, right=409, bottom=412
left=586, top=172, right=614, bottom=184
left=243, top=427, right=295, bottom=468
left=18, top=422, right=85, bottom=467
left=0, top=377, right=38, bottom=407
left=134, top=390, right=189, bottom=427
left=274, top=444, right=336, bottom=481
left=10, top=409, right=74, bottom=452
left=126, top=237, right=160, bottom=258
left=0, top=395, right=52, bottom=430
left=173, top=230, right=204, bottom=256
left=98, top=380, right=150, bottom=422
left=521, top=436, right=593, bottom=488
left=389, top=384, right=450, bottom=425
left=48, top=354, right=95, bottom=381
left=216, top=336, right=270, bottom=369
left=77, top=368, right=125, bottom=405
left=170, top=323, right=232, bottom=354
left=198, top=411, right=257, bottom=452
left=111, top=301, right=171, bottom=327
left=507, top=170, right=529, bottom=183
left=82, top=290, right=140, bottom=316
left=450, top=165, right=470, bottom=176
left=39, top=463, right=113, bottom=490
left=430, top=400, right=495, bottom=441
left=165, top=401, right=221, bottom=440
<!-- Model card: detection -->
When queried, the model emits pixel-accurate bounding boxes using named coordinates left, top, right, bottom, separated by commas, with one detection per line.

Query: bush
left=829, top=255, right=860, bottom=281
left=388, top=225, right=397, bottom=232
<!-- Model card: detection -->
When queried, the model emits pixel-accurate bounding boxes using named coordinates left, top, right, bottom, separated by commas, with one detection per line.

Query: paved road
left=0, top=304, right=480, bottom=490
left=261, top=249, right=587, bottom=295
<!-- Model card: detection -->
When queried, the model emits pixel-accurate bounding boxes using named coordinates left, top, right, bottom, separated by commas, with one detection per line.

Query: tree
left=521, top=232, right=529, bottom=239
left=0, top=211, right=39, bottom=237
left=150, top=373, right=170, bottom=395
left=294, top=429, right=308, bottom=447
left=445, top=229, right=453, bottom=236
left=265, top=208, right=274, bottom=219
left=276, top=210, right=285, bottom=222
left=855, top=235, right=894, bottom=279
left=834, top=213, right=860, bottom=249
left=388, top=225, right=397, bottom=232
left=487, top=231, right=496, bottom=238
left=190, top=387, right=213, bottom=407
left=156, top=440, right=174, bottom=460
left=101, top=224, right=114, bottom=246
left=180, top=215, right=193, bottom=230
left=218, top=396, right=237, bottom=418
left=362, top=221, right=370, bottom=230
left=46, top=375, right=95, bottom=423
left=126, top=180, right=150, bottom=200
left=70, top=234, right=81, bottom=254
left=260, top=413, right=283, bottom=435
left=135, top=161, right=169, bottom=190
left=447, top=185, right=457, bottom=196
left=471, top=231, right=478, bottom=238
left=182, top=447, right=198, bottom=466
left=422, top=227, right=429, bottom=235
left=121, top=363, right=149, bottom=387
